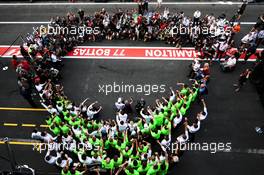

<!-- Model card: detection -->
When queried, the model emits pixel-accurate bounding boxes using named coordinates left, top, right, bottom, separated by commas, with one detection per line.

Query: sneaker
left=2, top=66, right=8, bottom=71
left=255, top=127, right=263, bottom=134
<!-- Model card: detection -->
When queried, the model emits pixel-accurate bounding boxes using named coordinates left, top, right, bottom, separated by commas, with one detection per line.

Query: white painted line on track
left=1, top=45, right=262, bottom=50
left=0, top=21, right=50, bottom=24
left=0, top=2, right=243, bottom=6
left=0, top=22, right=256, bottom=25
left=0, top=55, right=257, bottom=62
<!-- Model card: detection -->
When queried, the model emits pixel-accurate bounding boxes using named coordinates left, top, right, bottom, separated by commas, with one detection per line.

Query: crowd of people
left=9, top=2, right=264, bottom=175
left=12, top=7, right=211, bottom=175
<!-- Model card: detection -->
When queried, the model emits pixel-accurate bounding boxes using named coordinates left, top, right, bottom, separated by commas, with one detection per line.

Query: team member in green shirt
left=50, top=124, right=60, bottom=136
left=151, top=129, right=161, bottom=140
left=59, top=122, right=70, bottom=135
left=113, top=154, right=123, bottom=168
left=147, top=164, right=160, bottom=175
left=137, top=161, right=150, bottom=174
left=125, top=166, right=140, bottom=175
left=102, top=157, right=114, bottom=174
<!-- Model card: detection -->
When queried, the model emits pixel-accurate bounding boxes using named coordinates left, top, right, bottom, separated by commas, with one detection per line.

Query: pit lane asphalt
left=0, top=3, right=263, bottom=175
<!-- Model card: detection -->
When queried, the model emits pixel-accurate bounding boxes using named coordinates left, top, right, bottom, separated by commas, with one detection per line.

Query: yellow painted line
left=39, top=124, right=49, bottom=128
left=21, top=124, right=36, bottom=127
left=0, top=107, right=47, bottom=112
left=2, top=123, right=48, bottom=128
left=0, top=141, right=38, bottom=146
left=3, top=123, right=18, bottom=127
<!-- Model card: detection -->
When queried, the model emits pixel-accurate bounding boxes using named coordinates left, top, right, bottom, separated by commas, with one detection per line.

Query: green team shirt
left=187, top=94, right=192, bottom=108
left=50, top=126, right=60, bottom=135
left=102, top=159, right=114, bottom=170
left=138, top=145, right=148, bottom=154
left=180, top=106, right=187, bottom=116
left=171, top=105, right=177, bottom=115
left=61, top=170, right=71, bottom=175
left=46, top=117, right=52, bottom=126
left=62, top=110, right=69, bottom=117
left=53, top=116, right=62, bottom=125
left=141, top=127, right=150, bottom=135
left=125, top=169, right=139, bottom=175
left=163, top=105, right=169, bottom=113
left=176, top=99, right=183, bottom=109
left=192, top=90, right=198, bottom=101
left=167, top=101, right=173, bottom=109
left=89, top=138, right=102, bottom=147
left=122, top=148, right=132, bottom=158
left=64, top=114, right=72, bottom=122
left=60, top=125, right=70, bottom=134
left=151, top=130, right=161, bottom=140
left=147, top=165, right=160, bottom=175
left=69, top=118, right=81, bottom=126
left=154, top=113, right=164, bottom=127
left=120, top=142, right=127, bottom=150
left=161, top=127, right=169, bottom=136
left=130, top=159, right=141, bottom=169
left=158, top=162, right=169, bottom=175
left=113, top=155, right=123, bottom=167
left=137, top=119, right=143, bottom=130
left=87, top=122, right=93, bottom=130
left=149, top=122, right=156, bottom=131
left=138, top=164, right=150, bottom=174
left=180, top=88, right=188, bottom=96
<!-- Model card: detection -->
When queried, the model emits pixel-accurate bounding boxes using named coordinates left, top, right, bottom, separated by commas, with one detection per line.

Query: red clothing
left=137, top=16, right=143, bottom=24
left=11, top=59, right=19, bottom=69
left=160, top=23, right=167, bottom=30
left=226, top=48, right=237, bottom=57
left=20, top=60, right=31, bottom=71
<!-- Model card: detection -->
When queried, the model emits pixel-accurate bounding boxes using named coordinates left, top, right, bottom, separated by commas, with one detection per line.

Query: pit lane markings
left=0, top=138, right=40, bottom=146
left=2, top=123, right=49, bottom=128
left=0, top=107, right=47, bottom=112
left=0, top=141, right=38, bottom=146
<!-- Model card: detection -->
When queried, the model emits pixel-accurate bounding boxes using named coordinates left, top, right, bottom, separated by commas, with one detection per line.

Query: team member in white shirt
left=173, top=109, right=183, bottom=128
left=116, top=110, right=128, bottom=123
left=31, top=129, right=42, bottom=140
left=220, top=55, right=237, bottom=72
left=41, top=103, right=59, bottom=115
left=169, top=87, right=176, bottom=102
left=41, top=131, right=54, bottom=143
left=193, top=10, right=201, bottom=26
left=44, top=150, right=60, bottom=165
left=78, top=154, right=93, bottom=166
left=198, top=99, right=208, bottom=121
left=56, top=153, right=72, bottom=168
left=115, top=97, right=125, bottom=111
left=158, top=134, right=171, bottom=151
left=140, top=108, right=152, bottom=124
left=176, top=122, right=189, bottom=144
left=187, top=117, right=201, bottom=142
left=86, top=101, right=102, bottom=119
left=215, top=39, right=229, bottom=61
left=116, top=113, right=128, bottom=132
